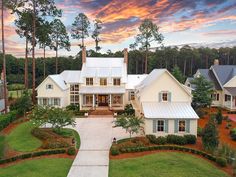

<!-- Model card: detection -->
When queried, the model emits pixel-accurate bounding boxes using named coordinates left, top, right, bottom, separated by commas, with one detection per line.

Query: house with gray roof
left=186, top=59, right=236, bottom=110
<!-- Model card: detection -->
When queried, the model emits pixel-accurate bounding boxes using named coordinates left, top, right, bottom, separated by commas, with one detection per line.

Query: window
left=179, top=120, right=185, bottom=132
left=212, top=93, right=219, bottom=101
left=100, top=78, right=107, bottom=86
left=113, top=78, right=121, bottom=86
left=129, top=91, right=135, bottom=101
left=84, top=95, right=93, bottom=105
left=86, top=78, right=93, bottom=85
left=225, top=94, right=231, bottom=102
left=162, top=92, right=168, bottom=101
left=112, top=95, right=122, bottom=104
left=157, top=120, right=164, bottom=132
left=38, top=98, right=60, bottom=107
left=70, top=84, right=79, bottom=104
left=46, top=84, right=53, bottom=89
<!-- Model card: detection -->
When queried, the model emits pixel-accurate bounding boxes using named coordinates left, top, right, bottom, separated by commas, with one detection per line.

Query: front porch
left=223, top=88, right=236, bottom=111
left=79, top=94, right=125, bottom=111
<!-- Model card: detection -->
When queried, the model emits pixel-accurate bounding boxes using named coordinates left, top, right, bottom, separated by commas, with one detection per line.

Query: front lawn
left=0, top=158, right=73, bottom=177
left=0, top=136, right=5, bottom=158
left=6, top=121, right=42, bottom=152
left=109, top=152, right=230, bottom=177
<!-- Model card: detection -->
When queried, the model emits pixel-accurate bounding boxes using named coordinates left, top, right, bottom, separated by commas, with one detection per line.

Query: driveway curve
left=67, top=116, right=131, bottom=177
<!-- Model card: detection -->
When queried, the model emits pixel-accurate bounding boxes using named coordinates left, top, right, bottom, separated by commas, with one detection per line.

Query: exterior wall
left=144, top=119, right=198, bottom=136
left=140, top=72, right=191, bottom=103
left=212, top=90, right=223, bottom=107
left=37, top=77, right=69, bottom=108
left=224, top=76, right=236, bottom=87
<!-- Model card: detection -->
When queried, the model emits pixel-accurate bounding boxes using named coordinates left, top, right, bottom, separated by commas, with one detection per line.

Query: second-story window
left=113, top=78, right=121, bottom=86
left=162, top=92, right=168, bottom=101
left=100, top=78, right=107, bottom=86
left=86, top=78, right=93, bottom=86
left=46, top=84, right=53, bottom=89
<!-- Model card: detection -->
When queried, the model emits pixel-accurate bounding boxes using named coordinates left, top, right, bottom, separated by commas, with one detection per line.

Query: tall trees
left=50, top=19, right=70, bottom=74
left=131, top=19, right=163, bottom=74
left=71, top=13, right=90, bottom=48
left=92, top=19, right=102, bottom=52
left=1, top=0, right=8, bottom=113
left=7, top=0, right=61, bottom=104
left=172, top=66, right=185, bottom=84
left=191, top=76, right=213, bottom=109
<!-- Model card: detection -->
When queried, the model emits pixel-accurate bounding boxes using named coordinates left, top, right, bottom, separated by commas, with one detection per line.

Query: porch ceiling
left=79, top=86, right=125, bottom=94
left=225, top=87, right=236, bottom=96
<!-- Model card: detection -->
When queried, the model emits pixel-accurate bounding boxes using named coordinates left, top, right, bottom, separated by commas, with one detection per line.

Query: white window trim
left=178, top=120, right=186, bottom=133
left=46, top=84, right=53, bottom=90
left=113, top=78, right=121, bottom=86
left=100, top=78, right=107, bottom=86
left=157, top=119, right=165, bottom=132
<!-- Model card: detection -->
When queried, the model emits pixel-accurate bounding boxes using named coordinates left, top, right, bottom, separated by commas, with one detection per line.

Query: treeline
left=1, top=45, right=236, bottom=87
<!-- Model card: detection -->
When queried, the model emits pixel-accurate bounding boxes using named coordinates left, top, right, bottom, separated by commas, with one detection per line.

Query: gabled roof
left=126, top=74, right=148, bottom=89
left=60, top=70, right=81, bottom=84
left=211, top=65, right=236, bottom=87
left=80, top=57, right=127, bottom=83
left=142, top=102, right=199, bottom=119
left=136, top=69, right=191, bottom=96
left=36, top=74, right=68, bottom=91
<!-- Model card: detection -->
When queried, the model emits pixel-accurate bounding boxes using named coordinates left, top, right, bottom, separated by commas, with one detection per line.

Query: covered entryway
left=98, top=95, right=109, bottom=106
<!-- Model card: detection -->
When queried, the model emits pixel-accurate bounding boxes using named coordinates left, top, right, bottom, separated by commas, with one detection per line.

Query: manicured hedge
left=0, top=111, right=18, bottom=132
left=114, top=145, right=217, bottom=163
left=0, top=148, right=66, bottom=165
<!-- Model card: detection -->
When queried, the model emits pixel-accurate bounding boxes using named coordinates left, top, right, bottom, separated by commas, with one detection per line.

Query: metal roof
left=126, top=74, right=148, bottom=89
left=60, top=70, right=81, bottom=84
left=48, top=75, right=68, bottom=90
left=142, top=102, right=199, bottom=119
left=79, top=86, right=126, bottom=94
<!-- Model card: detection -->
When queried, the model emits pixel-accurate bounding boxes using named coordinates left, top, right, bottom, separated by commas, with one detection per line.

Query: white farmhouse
left=37, top=48, right=199, bottom=136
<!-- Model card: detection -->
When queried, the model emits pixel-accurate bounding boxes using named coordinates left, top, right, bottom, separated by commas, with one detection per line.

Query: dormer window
left=86, top=78, right=93, bottom=85
left=100, top=78, right=107, bottom=86
left=162, top=92, right=168, bottom=101
left=46, top=84, right=53, bottom=89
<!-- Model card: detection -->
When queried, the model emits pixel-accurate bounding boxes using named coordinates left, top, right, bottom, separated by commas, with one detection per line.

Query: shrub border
left=0, top=148, right=67, bottom=165
left=113, top=145, right=217, bottom=162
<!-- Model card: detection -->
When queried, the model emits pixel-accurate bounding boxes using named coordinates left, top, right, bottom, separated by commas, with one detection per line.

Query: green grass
left=0, top=158, right=73, bottom=177
left=0, top=136, right=5, bottom=158
left=54, top=128, right=80, bottom=149
left=6, top=121, right=42, bottom=152
left=109, top=152, right=230, bottom=177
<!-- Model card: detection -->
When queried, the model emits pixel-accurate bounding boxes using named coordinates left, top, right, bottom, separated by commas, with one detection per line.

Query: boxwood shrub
left=216, top=157, right=227, bottom=167
left=0, top=111, right=18, bottom=131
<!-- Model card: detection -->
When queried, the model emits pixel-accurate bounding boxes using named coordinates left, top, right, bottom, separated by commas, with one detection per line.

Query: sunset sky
left=2, top=0, right=236, bottom=57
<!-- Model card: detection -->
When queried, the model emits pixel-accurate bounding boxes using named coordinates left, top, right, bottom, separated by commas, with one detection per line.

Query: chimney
left=214, top=59, right=219, bottom=65
left=82, top=47, right=86, bottom=63
left=124, top=48, right=128, bottom=64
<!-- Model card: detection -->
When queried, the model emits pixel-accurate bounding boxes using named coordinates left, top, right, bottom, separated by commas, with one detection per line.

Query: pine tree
left=172, top=66, right=185, bottom=83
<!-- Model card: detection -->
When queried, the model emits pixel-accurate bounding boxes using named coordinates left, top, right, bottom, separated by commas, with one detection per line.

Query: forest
left=0, top=45, right=236, bottom=87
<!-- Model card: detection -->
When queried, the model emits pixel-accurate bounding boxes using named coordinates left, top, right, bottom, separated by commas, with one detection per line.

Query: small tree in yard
left=114, top=115, right=144, bottom=138
left=47, top=108, right=75, bottom=133
left=191, top=76, right=213, bottom=109
left=202, top=118, right=219, bottom=152
left=29, top=105, right=49, bottom=127
left=215, top=108, right=223, bottom=125
left=10, top=90, right=32, bottom=117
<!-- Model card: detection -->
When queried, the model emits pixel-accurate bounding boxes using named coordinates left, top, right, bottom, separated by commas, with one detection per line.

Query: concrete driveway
left=67, top=116, right=132, bottom=177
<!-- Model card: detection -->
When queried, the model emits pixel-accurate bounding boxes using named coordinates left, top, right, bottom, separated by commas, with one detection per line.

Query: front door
left=98, top=95, right=109, bottom=106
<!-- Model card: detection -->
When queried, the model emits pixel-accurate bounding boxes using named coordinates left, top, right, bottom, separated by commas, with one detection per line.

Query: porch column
left=123, top=94, right=125, bottom=109
left=231, top=95, right=233, bottom=109
left=79, top=94, right=83, bottom=110
left=109, top=94, right=112, bottom=108
left=92, top=94, right=95, bottom=109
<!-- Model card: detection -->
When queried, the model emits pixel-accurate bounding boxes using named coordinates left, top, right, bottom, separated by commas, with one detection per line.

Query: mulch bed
left=110, top=150, right=233, bottom=176
left=1, top=118, right=29, bottom=135
left=198, top=107, right=236, bottom=148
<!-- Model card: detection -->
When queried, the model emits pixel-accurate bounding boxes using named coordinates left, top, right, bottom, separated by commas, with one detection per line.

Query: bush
left=156, top=136, right=167, bottom=145
left=184, top=135, right=197, bottom=144
left=230, top=128, right=236, bottom=141
left=119, top=104, right=135, bottom=116
left=66, top=104, right=80, bottom=115
left=111, top=146, right=120, bottom=156
left=167, top=135, right=187, bottom=145
left=146, top=135, right=157, bottom=144
left=216, top=157, right=227, bottom=167
left=196, top=108, right=207, bottom=118
left=215, top=109, right=223, bottom=125
left=0, top=111, right=18, bottom=131
left=197, top=127, right=203, bottom=137
left=67, top=147, right=76, bottom=155
left=42, top=140, right=69, bottom=149
left=31, top=128, right=55, bottom=140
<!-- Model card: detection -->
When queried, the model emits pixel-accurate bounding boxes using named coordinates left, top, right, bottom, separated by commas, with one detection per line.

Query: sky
left=1, top=0, right=236, bottom=58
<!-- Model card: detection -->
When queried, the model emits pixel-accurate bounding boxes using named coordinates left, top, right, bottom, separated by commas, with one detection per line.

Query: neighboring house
left=186, top=59, right=236, bottom=111
left=37, top=48, right=199, bottom=136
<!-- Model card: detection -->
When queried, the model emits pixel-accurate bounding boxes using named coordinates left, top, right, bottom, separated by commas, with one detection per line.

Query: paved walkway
left=67, top=116, right=131, bottom=177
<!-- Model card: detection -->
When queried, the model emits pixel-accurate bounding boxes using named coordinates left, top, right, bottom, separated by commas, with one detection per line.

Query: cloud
left=203, top=29, right=236, bottom=36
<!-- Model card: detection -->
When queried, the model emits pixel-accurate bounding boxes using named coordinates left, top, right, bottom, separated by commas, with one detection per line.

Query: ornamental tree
left=113, top=115, right=144, bottom=138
